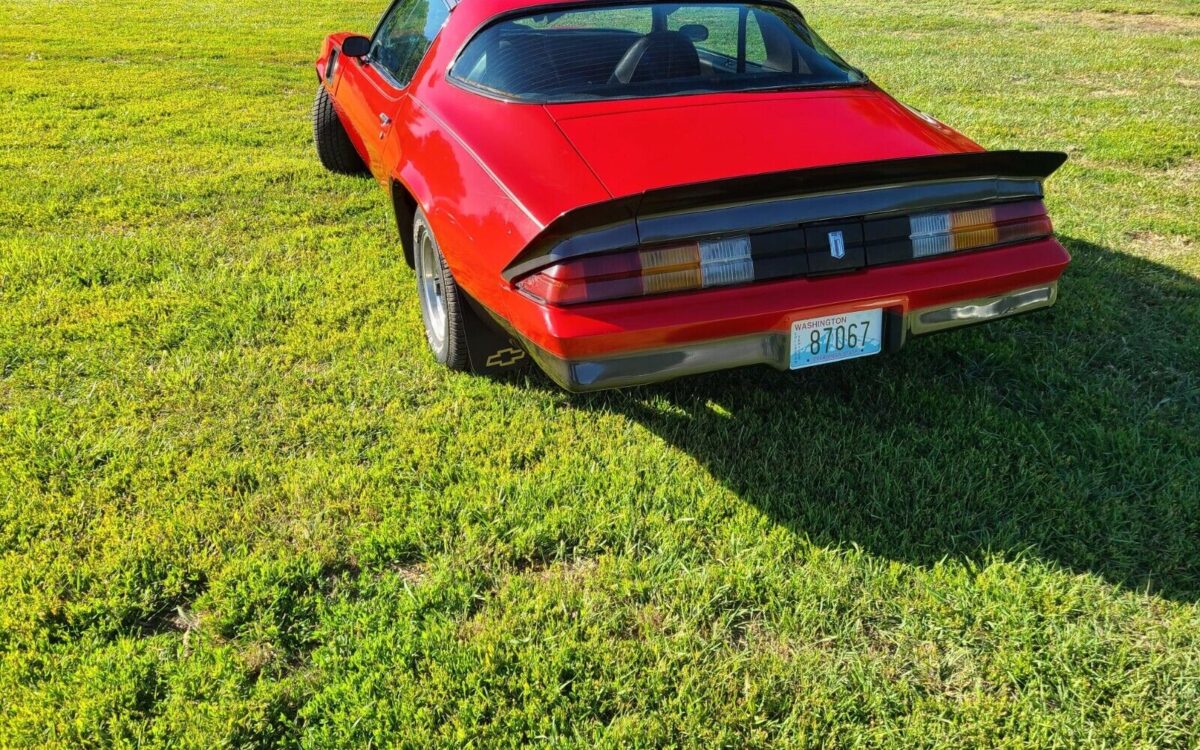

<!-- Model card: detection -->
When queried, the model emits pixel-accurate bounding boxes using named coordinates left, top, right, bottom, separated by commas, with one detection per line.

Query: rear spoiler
left=502, top=150, right=1067, bottom=281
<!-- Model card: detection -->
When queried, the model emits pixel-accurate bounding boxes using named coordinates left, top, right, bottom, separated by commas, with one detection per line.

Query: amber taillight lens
left=908, top=200, right=1053, bottom=258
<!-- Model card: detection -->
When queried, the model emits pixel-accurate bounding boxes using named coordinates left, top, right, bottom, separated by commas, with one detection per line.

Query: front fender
left=316, top=32, right=354, bottom=84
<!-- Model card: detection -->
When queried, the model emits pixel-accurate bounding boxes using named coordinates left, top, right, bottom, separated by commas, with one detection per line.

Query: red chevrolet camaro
left=313, top=0, right=1069, bottom=391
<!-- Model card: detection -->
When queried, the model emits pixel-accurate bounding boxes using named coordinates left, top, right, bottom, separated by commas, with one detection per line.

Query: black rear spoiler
left=502, top=150, right=1067, bottom=281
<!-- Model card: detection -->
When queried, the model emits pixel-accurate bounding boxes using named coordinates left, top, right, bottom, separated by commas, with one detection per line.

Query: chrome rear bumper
left=908, top=284, right=1057, bottom=335
left=525, top=284, right=1059, bottom=392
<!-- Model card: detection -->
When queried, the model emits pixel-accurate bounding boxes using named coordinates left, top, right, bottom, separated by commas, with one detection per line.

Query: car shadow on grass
left=565, top=236, right=1200, bottom=601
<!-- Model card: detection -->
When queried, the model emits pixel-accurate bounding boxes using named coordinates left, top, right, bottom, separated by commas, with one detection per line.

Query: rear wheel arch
left=390, top=178, right=420, bottom=268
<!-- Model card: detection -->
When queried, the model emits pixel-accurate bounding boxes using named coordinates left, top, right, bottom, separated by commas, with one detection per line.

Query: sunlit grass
left=0, top=0, right=1197, bottom=746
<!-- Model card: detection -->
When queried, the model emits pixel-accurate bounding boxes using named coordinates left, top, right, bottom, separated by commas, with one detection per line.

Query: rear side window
left=450, top=2, right=864, bottom=102
left=665, top=7, right=769, bottom=67
left=370, top=0, right=450, bottom=85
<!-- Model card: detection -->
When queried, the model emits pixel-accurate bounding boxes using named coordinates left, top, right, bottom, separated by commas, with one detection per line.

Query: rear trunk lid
left=546, top=87, right=984, bottom=198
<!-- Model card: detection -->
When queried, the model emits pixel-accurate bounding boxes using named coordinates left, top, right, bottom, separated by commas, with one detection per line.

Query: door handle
left=378, top=113, right=392, bottom=140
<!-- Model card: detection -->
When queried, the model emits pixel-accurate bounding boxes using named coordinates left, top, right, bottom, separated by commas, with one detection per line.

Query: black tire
left=312, top=85, right=367, bottom=175
left=413, top=211, right=468, bottom=370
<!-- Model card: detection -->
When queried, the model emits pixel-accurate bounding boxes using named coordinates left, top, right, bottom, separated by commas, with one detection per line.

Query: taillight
left=516, top=200, right=1054, bottom=306
left=909, top=200, right=1052, bottom=259
left=517, top=235, right=753, bottom=305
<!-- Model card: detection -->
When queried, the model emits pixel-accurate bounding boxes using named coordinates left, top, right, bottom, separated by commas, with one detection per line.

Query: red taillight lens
left=909, top=200, right=1053, bottom=258
left=516, top=252, right=644, bottom=305
left=517, top=235, right=753, bottom=306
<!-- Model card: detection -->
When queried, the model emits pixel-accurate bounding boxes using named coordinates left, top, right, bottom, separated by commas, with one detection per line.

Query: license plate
left=790, top=308, right=884, bottom=369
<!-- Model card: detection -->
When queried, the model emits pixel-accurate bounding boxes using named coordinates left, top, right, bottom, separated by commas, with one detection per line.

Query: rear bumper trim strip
left=908, top=284, right=1057, bottom=334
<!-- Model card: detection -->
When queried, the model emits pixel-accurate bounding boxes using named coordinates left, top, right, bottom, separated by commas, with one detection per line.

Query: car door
left=337, top=0, right=450, bottom=183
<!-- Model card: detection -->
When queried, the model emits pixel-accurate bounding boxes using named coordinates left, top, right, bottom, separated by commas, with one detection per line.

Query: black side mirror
left=341, top=35, right=371, bottom=59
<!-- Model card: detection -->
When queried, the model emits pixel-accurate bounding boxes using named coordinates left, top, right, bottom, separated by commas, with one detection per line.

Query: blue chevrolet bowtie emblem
left=828, top=230, right=846, bottom=260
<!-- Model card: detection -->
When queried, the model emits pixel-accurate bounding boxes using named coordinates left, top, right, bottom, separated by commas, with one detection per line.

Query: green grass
left=1, top=0, right=1198, bottom=746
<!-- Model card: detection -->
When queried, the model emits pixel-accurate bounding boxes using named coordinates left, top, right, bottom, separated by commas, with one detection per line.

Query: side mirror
left=341, top=35, right=371, bottom=59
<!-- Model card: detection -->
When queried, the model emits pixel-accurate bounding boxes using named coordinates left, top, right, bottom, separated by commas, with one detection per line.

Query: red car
left=313, top=0, right=1069, bottom=391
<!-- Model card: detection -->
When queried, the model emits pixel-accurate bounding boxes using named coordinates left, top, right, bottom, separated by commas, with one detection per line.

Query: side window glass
left=370, top=0, right=449, bottom=85
left=745, top=11, right=768, bottom=67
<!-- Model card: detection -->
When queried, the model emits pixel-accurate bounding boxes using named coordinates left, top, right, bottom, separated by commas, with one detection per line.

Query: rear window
left=450, top=2, right=865, bottom=102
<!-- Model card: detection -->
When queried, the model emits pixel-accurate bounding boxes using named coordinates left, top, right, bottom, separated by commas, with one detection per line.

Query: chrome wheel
left=412, top=210, right=468, bottom=370
left=416, top=226, right=447, bottom=351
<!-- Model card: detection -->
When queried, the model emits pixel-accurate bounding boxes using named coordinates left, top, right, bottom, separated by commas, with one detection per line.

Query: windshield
left=450, top=2, right=866, bottom=102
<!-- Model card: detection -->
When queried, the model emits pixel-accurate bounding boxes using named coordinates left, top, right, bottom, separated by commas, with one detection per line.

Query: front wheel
left=413, top=211, right=468, bottom=370
left=312, top=85, right=367, bottom=175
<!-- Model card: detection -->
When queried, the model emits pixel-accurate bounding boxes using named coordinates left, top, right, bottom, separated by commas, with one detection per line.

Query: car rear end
left=438, top=0, right=1070, bottom=391
left=499, top=152, right=1069, bottom=391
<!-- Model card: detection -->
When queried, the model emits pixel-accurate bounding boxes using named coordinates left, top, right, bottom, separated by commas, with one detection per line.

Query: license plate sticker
left=790, top=308, right=884, bottom=370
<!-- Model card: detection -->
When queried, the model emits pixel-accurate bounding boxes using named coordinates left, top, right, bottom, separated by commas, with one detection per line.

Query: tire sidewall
left=413, top=217, right=447, bottom=362
left=412, top=212, right=467, bottom=368
left=313, top=85, right=366, bottom=176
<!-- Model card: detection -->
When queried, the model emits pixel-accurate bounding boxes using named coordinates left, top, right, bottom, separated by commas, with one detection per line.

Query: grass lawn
left=1, top=0, right=1198, bottom=746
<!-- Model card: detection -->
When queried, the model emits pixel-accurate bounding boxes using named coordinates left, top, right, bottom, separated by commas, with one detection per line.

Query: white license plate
left=790, top=308, right=884, bottom=369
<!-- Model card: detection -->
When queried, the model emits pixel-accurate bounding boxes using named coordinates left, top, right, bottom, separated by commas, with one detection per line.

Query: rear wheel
left=312, top=85, right=367, bottom=175
left=413, top=211, right=468, bottom=370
